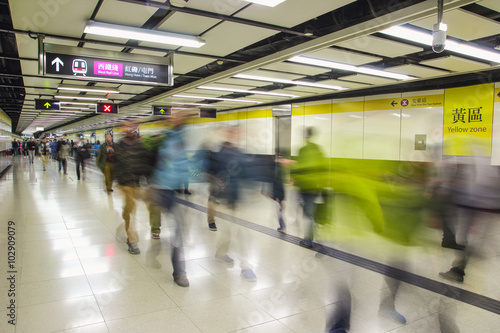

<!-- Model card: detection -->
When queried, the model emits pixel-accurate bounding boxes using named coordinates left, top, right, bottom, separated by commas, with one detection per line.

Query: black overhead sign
left=96, top=103, right=119, bottom=114
left=153, top=106, right=172, bottom=116
left=35, top=99, right=60, bottom=111
left=199, top=108, right=217, bottom=119
left=42, top=44, right=173, bottom=86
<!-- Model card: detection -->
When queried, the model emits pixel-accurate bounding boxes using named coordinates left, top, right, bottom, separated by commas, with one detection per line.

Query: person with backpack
left=75, top=137, right=90, bottom=180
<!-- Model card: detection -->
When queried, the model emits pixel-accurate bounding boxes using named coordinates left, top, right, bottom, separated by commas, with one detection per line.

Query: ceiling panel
left=173, top=54, right=214, bottom=75
left=10, top=0, right=98, bottom=37
left=130, top=48, right=168, bottom=58
left=158, top=12, right=220, bottom=36
left=410, top=9, right=500, bottom=41
left=83, top=43, right=127, bottom=53
left=94, top=0, right=156, bottom=26
left=178, top=21, right=275, bottom=57
left=213, top=78, right=269, bottom=88
left=420, top=56, right=491, bottom=72
left=243, top=70, right=304, bottom=80
left=479, top=0, right=500, bottom=12
left=281, top=86, right=328, bottom=94
left=340, top=74, right=398, bottom=85
left=183, top=0, right=248, bottom=16
left=260, top=62, right=329, bottom=76
left=112, top=84, right=152, bottom=95
left=388, top=64, right=450, bottom=78
left=235, top=0, right=355, bottom=29
left=268, top=89, right=312, bottom=97
left=306, top=48, right=382, bottom=66
left=336, top=35, right=423, bottom=58
left=320, top=79, right=372, bottom=89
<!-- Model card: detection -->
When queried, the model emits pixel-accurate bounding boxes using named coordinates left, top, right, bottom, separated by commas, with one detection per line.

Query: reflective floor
left=1, top=155, right=499, bottom=333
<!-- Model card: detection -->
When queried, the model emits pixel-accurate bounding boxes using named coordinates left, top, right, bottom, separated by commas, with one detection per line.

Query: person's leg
left=276, top=199, right=286, bottom=232
left=75, top=159, right=81, bottom=179
left=301, top=192, right=317, bottom=247
left=62, top=159, right=67, bottom=174
left=104, top=163, right=112, bottom=191
left=148, top=202, right=161, bottom=236
left=158, top=190, right=188, bottom=286
left=119, top=186, right=140, bottom=250
left=207, top=182, right=217, bottom=230
left=41, top=155, right=47, bottom=170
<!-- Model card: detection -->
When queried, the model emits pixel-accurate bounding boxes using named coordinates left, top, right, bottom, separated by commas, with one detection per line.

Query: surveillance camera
left=432, top=23, right=447, bottom=53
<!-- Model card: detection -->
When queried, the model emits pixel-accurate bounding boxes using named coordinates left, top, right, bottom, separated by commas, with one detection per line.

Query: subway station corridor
left=1, top=155, right=500, bottom=333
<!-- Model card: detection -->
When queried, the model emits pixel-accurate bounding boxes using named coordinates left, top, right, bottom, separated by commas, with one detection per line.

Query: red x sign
left=103, top=105, right=111, bottom=112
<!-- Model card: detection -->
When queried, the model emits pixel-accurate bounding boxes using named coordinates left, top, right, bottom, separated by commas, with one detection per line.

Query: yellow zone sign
left=495, top=88, right=500, bottom=103
left=364, top=94, right=444, bottom=111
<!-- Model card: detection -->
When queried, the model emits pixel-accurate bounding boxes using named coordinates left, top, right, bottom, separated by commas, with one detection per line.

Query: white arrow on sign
left=51, top=57, right=64, bottom=72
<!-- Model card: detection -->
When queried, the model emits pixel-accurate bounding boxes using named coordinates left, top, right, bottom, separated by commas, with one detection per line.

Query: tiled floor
left=0, top=156, right=499, bottom=332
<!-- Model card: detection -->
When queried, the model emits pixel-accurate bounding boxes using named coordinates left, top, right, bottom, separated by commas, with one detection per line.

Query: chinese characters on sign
left=452, top=107, right=483, bottom=124
left=443, top=84, right=494, bottom=156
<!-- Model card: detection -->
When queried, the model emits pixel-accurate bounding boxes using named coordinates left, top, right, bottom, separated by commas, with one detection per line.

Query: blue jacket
left=152, top=125, right=191, bottom=190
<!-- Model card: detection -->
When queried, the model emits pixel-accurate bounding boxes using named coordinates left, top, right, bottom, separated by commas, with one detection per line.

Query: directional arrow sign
left=153, top=106, right=171, bottom=116
left=35, top=99, right=60, bottom=111
left=51, top=57, right=64, bottom=72
left=391, top=100, right=398, bottom=107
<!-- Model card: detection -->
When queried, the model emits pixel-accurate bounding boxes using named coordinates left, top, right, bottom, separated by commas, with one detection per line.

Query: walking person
left=57, top=138, right=69, bottom=175
left=75, top=137, right=90, bottom=180
left=26, top=137, right=36, bottom=164
left=40, top=138, right=50, bottom=171
left=152, top=112, right=196, bottom=287
left=97, top=133, right=115, bottom=193
left=50, top=139, right=57, bottom=160
left=114, top=121, right=154, bottom=256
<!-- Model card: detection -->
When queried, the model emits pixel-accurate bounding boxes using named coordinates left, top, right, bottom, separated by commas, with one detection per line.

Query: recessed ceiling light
left=56, top=95, right=108, bottom=101
left=84, top=20, right=206, bottom=48
left=288, top=56, right=414, bottom=80
left=233, top=74, right=346, bottom=90
left=58, top=85, right=119, bottom=94
left=380, top=26, right=500, bottom=64
left=244, top=0, right=287, bottom=7
left=173, top=94, right=262, bottom=104
left=197, top=86, right=298, bottom=98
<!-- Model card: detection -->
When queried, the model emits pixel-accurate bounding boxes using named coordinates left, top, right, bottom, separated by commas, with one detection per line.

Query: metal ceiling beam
left=131, top=0, right=480, bottom=108
left=0, top=27, right=246, bottom=64
left=118, top=0, right=313, bottom=38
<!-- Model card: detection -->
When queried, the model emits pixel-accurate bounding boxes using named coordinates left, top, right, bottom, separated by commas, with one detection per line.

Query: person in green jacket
left=96, top=133, right=115, bottom=193
left=290, top=127, right=329, bottom=248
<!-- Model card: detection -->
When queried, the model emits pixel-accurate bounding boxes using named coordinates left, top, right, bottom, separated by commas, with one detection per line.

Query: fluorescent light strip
left=244, top=0, right=286, bottom=7
left=84, top=21, right=205, bottom=48
left=173, top=94, right=262, bottom=104
left=170, top=102, right=213, bottom=106
left=58, top=86, right=120, bottom=94
left=56, top=95, right=108, bottom=101
left=233, top=74, right=346, bottom=90
left=289, top=56, right=414, bottom=80
left=198, top=86, right=298, bottom=98
left=380, top=26, right=500, bottom=64
left=60, top=102, right=97, bottom=106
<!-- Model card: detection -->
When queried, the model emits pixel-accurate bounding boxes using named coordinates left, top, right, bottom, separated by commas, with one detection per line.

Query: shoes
left=379, top=309, right=406, bottom=324
left=441, top=241, right=465, bottom=251
left=128, top=242, right=141, bottom=255
left=64, top=172, right=67, bottom=175
left=330, top=329, right=349, bottom=333
left=241, top=268, right=257, bottom=282
left=215, top=254, right=234, bottom=266
left=173, top=274, right=189, bottom=287
left=277, top=227, right=286, bottom=233
left=151, top=233, right=160, bottom=239
left=299, top=240, right=313, bottom=249
left=43, top=168, right=46, bottom=171
left=208, top=222, right=217, bottom=231
left=184, top=189, right=191, bottom=195
left=439, top=267, right=464, bottom=283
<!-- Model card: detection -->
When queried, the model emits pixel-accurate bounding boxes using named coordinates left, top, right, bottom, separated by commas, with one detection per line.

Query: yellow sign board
left=443, top=83, right=494, bottom=156
left=364, top=94, right=444, bottom=111
left=495, top=88, right=500, bottom=103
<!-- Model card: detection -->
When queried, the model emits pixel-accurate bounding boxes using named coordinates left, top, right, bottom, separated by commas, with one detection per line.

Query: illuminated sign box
left=199, top=108, right=217, bottom=119
left=96, top=103, right=119, bottom=114
left=153, top=106, right=172, bottom=116
left=41, top=44, right=174, bottom=86
left=35, top=99, right=60, bottom=111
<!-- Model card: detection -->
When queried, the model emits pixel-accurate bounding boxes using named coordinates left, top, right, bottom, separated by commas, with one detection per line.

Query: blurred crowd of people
left=13, top=114, right=499, bottom=333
